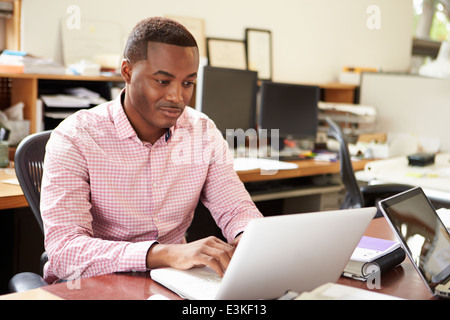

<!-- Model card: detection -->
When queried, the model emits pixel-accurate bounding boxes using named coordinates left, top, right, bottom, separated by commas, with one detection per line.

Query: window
left=413, top=0, right=450, bottom=41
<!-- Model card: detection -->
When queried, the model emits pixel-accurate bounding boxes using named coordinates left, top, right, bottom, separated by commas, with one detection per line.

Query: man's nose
left=166, top=84, right=183, bottom=103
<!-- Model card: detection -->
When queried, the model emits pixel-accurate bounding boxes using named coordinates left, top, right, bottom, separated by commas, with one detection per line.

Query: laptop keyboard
left=151, top=267, right=222, bottom=300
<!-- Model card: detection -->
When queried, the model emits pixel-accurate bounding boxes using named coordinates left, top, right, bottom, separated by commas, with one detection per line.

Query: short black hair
left=124, top=17, right=198, bottom=63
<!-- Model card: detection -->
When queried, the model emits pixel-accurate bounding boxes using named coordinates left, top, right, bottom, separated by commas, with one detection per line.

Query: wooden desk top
left=36, top=218, right=434, bottom=300
left=0, top=288, right=63, bottom=300
left=0, top=168, right=27, bottom=210
left=237, top=158, right=369, bottom=183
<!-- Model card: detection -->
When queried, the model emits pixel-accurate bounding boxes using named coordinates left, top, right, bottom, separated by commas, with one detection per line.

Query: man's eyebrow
left=153, top=70, right=175, bottom=78
left=152, top=71, right=198, bottom=78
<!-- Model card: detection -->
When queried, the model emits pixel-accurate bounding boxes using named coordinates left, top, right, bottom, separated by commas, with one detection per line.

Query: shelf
left=0, top=72, right=124, bottom=134
left=0, top=72, right=123, bottom=82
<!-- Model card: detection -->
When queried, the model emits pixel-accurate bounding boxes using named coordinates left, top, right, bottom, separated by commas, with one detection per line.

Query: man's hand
left=147, top=236, right=236, bottom=277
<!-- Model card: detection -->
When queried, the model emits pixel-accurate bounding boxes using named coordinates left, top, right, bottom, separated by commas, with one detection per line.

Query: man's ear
left=121, top=59, right=132, bottom=84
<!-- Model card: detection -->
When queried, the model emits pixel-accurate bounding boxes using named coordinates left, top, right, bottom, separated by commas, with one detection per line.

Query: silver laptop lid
left=216, top=207, right=376, bottom=300
left=378, top=187, right=450, bottom=298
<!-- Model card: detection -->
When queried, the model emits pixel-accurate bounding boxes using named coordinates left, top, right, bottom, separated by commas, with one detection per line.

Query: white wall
left=20, top=0, right=413, bottom=84
left=360, top=73, right=450, bottom=152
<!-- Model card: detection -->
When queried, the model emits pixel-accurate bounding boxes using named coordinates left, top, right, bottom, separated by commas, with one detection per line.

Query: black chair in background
left=325, top=117, right=412, bottom=217
left=8, top=130, right=52, bottom=292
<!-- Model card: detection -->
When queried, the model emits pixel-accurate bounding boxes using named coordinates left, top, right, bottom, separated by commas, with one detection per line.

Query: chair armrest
left=360, top=184, right=413, bottom=197
left=8, top=272, right=49, bottom=293
left=360, top=184, right=413, bottom=218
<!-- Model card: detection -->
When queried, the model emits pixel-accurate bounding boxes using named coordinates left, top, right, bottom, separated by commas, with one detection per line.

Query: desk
left=0, top=168, right=26, bottom=210
left=239, top=159, right=369, bottom=212
left=237, top=158, right=368, bottom=183
left=356, top=153, right=450, bottom=205
left=3, top=218, right=429, bottom=300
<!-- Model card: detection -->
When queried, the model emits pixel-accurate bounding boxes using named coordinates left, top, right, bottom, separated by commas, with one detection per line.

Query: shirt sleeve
left=40, top=129, right=153, bottom=283
left=200, top=125, right=263, bottom=243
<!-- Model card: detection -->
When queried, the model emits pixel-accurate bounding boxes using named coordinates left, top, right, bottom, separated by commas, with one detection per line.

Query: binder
left=343, top=236, right=406, bottom=281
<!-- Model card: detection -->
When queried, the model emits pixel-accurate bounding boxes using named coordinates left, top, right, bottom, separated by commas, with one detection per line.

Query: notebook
left=378, top=187, right=450, bottom=299
left=150, top=207, right=376, bottom=300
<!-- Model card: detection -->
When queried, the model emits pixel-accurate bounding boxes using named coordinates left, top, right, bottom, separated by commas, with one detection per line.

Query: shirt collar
left=111, top=89, right=136, bottom=141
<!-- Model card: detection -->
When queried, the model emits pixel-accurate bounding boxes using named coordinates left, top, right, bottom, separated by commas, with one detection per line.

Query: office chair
left=8, top=130, right=52, bottom=292
left=325, top=117, right=412, bottom=217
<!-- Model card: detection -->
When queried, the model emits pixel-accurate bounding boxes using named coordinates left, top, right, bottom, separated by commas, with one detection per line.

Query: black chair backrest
left=14, top=130, right=52, bottom=233
left=325, top=117, right=364, bottom=209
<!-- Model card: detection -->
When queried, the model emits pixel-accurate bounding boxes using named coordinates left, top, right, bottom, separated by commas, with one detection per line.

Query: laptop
left=378, top=187, right=450, bottom=299
left=150, top=207, right=376, bottom=300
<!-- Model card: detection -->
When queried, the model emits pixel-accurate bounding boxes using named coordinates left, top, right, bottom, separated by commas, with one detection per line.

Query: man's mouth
left=159, top=106, right=183, bottom=118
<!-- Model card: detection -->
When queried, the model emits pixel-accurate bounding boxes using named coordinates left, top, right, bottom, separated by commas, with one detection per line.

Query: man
left=40, top=17, right=262, bottom=284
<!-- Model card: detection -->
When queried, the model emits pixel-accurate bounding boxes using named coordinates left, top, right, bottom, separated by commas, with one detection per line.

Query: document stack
left=0, top=50, right=67, bottom=74
left=318, top=101, right=377, bottom=141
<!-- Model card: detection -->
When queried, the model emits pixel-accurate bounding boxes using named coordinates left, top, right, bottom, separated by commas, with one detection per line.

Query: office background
left=20, top=0, right=413, bottom=84
left=19, top=0, right=450, bottom=153
left=1, top=0, right=450, bottom=299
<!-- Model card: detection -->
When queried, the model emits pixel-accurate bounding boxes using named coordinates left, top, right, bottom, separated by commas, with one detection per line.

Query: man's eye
left=183, top=81, right=195, bottom=87
left=156, top=79, right=170, bottom=85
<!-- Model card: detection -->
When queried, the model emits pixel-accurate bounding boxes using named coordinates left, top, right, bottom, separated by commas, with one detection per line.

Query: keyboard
left=278, top=155, right=313, bottom=161
left=151, top=267, right=222, bottom=300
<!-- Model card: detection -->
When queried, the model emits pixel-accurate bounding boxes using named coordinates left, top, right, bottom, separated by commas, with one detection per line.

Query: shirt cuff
left=118, top=240, right=157, bottom=272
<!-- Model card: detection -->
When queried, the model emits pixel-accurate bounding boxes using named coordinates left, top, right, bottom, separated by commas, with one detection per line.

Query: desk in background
left=237, top=158, right=367, bottom=183
left=0, top=168, right=44, bottom=294
left=240, top=158, right=369, bottom=211
left=0, top=169, right=27, bottom=210
left=356, top=153, right=450, bottom=206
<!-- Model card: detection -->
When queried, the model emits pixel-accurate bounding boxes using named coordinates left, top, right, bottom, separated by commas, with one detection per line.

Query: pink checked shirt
left=40, top=91, right=262, bottom=283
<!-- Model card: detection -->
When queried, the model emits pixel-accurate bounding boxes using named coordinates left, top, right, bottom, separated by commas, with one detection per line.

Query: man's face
left=122, top=42, right=199, bottom=143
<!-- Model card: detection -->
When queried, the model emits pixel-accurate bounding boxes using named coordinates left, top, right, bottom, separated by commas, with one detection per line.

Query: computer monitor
left=199, top=66, right=258, bottom=136
left=258, top=81, right=319, bottom=142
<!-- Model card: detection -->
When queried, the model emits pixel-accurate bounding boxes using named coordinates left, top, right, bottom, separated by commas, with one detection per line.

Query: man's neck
left=120, top=90, right=167, bottom=144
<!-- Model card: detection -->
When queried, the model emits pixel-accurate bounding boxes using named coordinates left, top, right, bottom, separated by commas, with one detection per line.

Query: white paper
left=233, top=157, right=298, bottom=172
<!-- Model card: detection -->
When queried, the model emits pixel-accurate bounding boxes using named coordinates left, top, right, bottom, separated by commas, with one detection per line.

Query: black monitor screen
left=200, top=66, right=258, bottom=135
left=259, top=81, right=319, bottom=140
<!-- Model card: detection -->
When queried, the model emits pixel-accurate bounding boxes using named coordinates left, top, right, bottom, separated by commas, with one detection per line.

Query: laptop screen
left=379, top=187, right=450, bottom=291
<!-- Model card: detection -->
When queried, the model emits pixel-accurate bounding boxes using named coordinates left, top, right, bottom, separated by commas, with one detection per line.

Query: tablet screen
left=379, top=187, right=450, bottom=291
